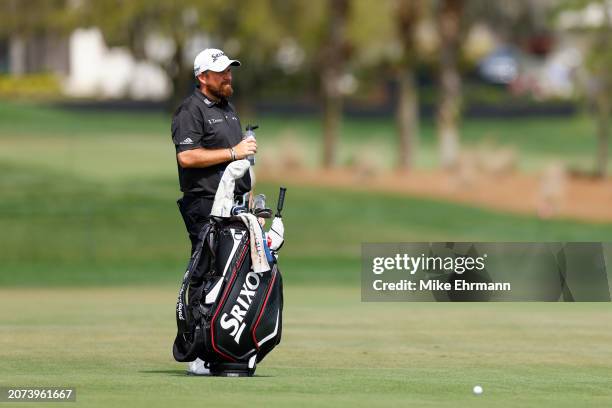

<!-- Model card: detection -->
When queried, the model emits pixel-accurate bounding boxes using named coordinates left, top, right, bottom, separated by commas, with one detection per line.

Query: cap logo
left=211, top=51, right=225, bottom=62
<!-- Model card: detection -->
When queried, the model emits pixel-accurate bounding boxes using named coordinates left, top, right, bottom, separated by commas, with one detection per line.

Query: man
left=171, top=48, right=256, bottom=375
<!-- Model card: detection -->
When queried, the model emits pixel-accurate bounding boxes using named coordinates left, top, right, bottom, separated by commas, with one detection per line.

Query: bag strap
left=176, top=221, right=214, bottom=332
left=173, top=221, right=215, bottom=362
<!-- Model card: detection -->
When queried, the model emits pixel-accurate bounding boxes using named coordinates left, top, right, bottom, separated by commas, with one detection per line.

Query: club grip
left=276, top=187, right=287, bottom=218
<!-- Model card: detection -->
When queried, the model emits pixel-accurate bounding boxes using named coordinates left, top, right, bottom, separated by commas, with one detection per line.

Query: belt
left=183, top=192, right=248, bottom=201
left=183, top=192, right=214, bottom=199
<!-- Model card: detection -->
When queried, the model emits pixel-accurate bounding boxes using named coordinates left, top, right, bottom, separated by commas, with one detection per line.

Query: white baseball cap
left=193, top=48, right=241, bottom=77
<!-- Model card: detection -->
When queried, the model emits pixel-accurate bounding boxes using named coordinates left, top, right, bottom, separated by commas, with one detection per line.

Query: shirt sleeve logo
left=179, top=137, right=194, bottom=145
left=207, top=118, right=224, bottom=124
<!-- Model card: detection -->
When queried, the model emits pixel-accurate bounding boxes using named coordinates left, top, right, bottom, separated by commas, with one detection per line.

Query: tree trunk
left=168, top=38, right=192, bottom=112
left=595, top=92, right=610, bottom=177
left=321, top=0, right=349, bottom=168
left=593, top=1, right=611, bottom=177
left=395, top=0, right=421, bottom=170
left=436, top=0, right=463, bottom=169
left=9, top=34, right=26, bottom=76
left=322, top=71, right=342, bottom=168
left=437, top=66, right=461, bottom=168
left=397, top=68, right=418, bottom=169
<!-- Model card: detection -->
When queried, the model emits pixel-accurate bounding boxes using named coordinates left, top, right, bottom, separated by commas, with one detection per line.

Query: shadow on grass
left=139, top=369, right=273, bottom=378
left=140, top=369, right=186, bottom=376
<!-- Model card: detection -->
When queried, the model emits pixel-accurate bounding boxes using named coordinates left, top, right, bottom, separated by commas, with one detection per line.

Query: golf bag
left=172, top=216, right=284, bottom=377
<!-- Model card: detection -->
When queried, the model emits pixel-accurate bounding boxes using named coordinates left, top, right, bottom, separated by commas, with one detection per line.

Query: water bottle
left=244, top=124, right=258, bottom=165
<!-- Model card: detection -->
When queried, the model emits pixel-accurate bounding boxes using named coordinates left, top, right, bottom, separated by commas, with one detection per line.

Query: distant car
left=478, top=47, right=519, bottom=85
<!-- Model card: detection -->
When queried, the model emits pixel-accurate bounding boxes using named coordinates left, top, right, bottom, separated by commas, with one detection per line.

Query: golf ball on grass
left=473, top=385, right=483, bottom=395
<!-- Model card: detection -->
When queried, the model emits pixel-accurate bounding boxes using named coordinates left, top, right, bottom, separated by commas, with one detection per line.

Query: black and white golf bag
left=172, top=192, right=285, bottom=377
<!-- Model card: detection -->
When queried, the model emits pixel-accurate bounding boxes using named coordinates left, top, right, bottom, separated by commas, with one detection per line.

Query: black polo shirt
left=171, top=89, right=251, bottom=197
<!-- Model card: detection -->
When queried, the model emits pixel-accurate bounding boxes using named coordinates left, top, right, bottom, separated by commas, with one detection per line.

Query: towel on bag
left=237, top=212, right=271, bottom=273
left=210, top=159, right=251, bottom=218
left=210, top=159, right=269, bottom=272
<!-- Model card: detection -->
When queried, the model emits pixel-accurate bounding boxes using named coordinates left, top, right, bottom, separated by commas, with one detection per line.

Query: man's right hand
left=234, top=137, right=257, bottom=160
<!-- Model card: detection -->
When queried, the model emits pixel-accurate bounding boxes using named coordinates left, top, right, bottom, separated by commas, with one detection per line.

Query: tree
left=556, top=0, right=612, bottom=176
left=436, top=0, right=464, bottom=169
left=0, top=0, right=73, bottom=37
left=433, top=0, right=538, bottom=170
left=346, top=0, right=428, bottom=170
left=591, top=2, right=612, bottom=176
left=394, top=0, right=424, bottom=170
left=75, top=0, right=284, bottom=110
left=577, top=0, right=612, bottom=177
left=276, top=0, right=351, bottom=168
left=75, top=0, right=218, bottom=109
left=0, top=0, right=76, bottom=74
left=320, top=0, right=351, bottom=168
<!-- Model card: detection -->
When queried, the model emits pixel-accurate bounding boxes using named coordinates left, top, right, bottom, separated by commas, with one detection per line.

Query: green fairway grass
left=1, top=286, right=611, bottom=407
left=2, top=161, right=612, bottom=287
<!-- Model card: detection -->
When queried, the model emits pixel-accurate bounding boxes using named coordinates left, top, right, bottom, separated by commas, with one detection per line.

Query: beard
left=207, top=82, right=233, bottom=100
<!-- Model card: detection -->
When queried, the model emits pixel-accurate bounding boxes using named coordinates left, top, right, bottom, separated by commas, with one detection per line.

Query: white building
left=3, top=27, right=172, bottom=101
